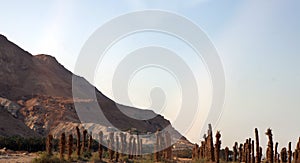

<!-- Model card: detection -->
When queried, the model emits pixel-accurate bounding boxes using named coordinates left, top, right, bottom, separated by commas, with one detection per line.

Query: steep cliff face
left=0, top=34, right=183, bottom=140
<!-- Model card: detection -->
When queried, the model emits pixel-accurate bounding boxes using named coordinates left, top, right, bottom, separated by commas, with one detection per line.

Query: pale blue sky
left=1, top=0, right=300, bottom=150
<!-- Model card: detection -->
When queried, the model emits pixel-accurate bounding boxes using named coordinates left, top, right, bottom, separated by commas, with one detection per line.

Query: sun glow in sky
left=1, top=0, right=300, bottom=150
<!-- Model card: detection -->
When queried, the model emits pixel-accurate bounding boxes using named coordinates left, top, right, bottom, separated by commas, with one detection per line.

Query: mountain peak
left=34, top=54, right=58, bottom=64
left=0, top=34, right=7, bottom=40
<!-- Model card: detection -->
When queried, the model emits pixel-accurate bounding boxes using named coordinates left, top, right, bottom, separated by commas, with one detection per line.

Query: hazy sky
left=1, top=0, right=300, bottom=150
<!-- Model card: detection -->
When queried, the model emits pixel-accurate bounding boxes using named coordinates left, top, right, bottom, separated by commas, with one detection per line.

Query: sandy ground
left=0, top=153, right=192, bottom=163
left=0, top=153, right=37, bottom=163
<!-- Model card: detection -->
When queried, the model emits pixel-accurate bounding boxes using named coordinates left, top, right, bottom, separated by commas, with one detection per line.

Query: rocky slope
left=0, top=34, right=183, bottom=142
left=0, top=97, right=38, bottom=137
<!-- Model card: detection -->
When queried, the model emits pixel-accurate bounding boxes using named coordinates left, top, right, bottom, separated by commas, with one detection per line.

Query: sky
left=1, top=0, right=300, bottom=151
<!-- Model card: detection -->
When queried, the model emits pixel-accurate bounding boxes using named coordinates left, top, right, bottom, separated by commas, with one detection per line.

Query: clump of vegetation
left=0, top=136, right=45, bottom=152
left=265, top=128, right=274, bottom=163
left=215, top=131, right=221, bottom=163
left=13, top=124, right=300, bottom=163
left=67, top=134, right=73, bottom=160
left=59, top=133, right=66, bottom=160
left=46, top=134, right=53, bottom=156
left=75, top=126, right=81, bottom=158
left=32, top=152, right=62, bottom=163
left=82, top=150, right=92, bottom=159
left=281, top=147, right=288, bottom=162
left=98, top=131, right=104, bottom=161
left=255, top=128, right=261, bottom=163
left=288, top=142, right=292, bottom=163
left=81, top=129, right=87, bottom=154
left=176, top=148, right=192, bottom=158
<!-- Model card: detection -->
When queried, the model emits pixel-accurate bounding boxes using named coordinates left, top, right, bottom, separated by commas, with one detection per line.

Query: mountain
left=0, top=34, right=183, bottom=142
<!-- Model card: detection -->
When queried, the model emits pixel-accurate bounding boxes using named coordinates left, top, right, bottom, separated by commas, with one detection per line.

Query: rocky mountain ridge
left=0, top=34, right=185, bottom=143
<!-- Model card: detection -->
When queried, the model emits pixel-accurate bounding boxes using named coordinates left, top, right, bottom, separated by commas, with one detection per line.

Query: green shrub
left=82, top=151, right=92, bottom=159
left=32, top=152, right=64, bottom=163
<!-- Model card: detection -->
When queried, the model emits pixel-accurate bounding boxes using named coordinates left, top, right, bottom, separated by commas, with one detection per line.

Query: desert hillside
left=0, top=34, right=183, bottom=141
